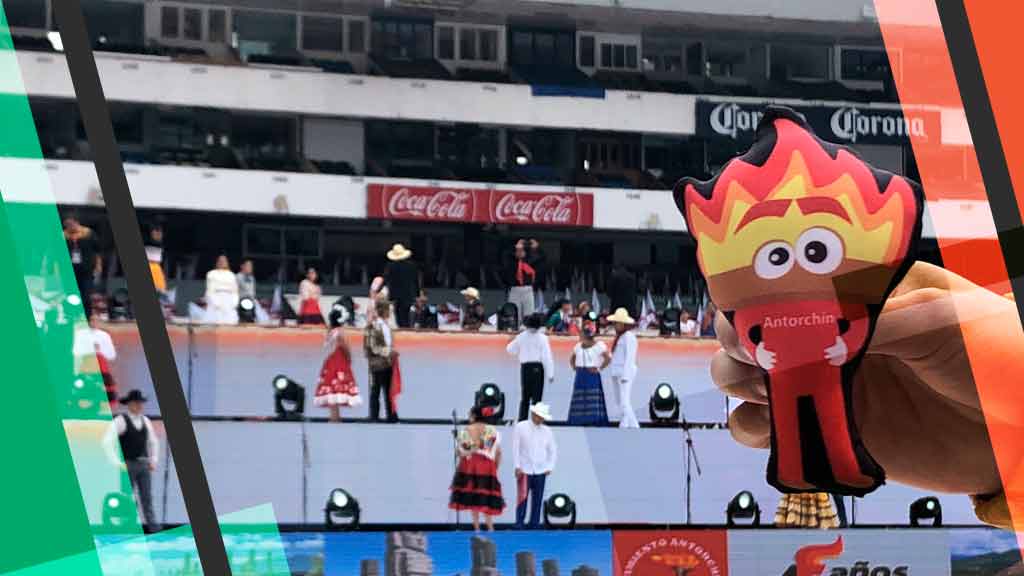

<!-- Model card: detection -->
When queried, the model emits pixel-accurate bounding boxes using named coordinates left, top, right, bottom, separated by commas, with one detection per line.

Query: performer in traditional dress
left=450, top=406, right=505, bottom=532
left=607, top=308, right=639, bottom=428
left=774, top=492, right=839, bottom=529
left=204, top=254, right=239, bottom=325
left=313, top=327, right=362, bottom=422
left=567, top=323, right=610, bottom=425
left=298, top=267, right=325, bottom=325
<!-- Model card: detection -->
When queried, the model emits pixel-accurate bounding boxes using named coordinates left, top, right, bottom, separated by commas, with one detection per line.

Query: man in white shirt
left=105, top=389, right=161, bottom=532
left=680, top=309, right=698, bottom=337
left=506, top=313, right=555, bottom=421
left=513, top=402, right=557, bottom=527
left=608, top=308, right=640, bottom=428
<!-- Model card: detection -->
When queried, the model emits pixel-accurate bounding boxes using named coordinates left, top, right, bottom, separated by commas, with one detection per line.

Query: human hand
left=148, top=461, right=157, bottom=472
left=515, top=468, right=524, bottom=477
left=713, top=261, right=1021, bottom=497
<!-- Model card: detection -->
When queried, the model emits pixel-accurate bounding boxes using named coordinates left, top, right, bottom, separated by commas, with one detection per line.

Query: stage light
left=102, top=491, right=137, bottom=528
left=497, top=302, right=519, bottom=331
left=273, top=375, right=305, bottom=420
left=649, top=383, right=680, bottom=424
left=69, top=376, right=103, bottom=416
left=325, top=488, right=360, bottom=529
left=66, top=293, right=82, bottom=307
left=47, top=31, right=63, bottom=52
left=544, top=493, right=576, bottom=528
left=726, top=490, right=761, bottom=526
left=474, top=383, right=505, bottom=423
left=108, top=288, right=132, bottom=320
left=909, top=496, right=942, bottom=527
left=515, top=155, right=529, bottom=166
left=659, top=308, right=681, bottom=336
left=237, top=297, right=256, bottom=324
left=328, top=297, right=355, bottom=328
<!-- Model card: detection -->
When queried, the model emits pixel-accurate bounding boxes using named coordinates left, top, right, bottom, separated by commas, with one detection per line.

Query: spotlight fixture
left=659, top=308, right=681, bottom=336
left=69, top=375, right=103, bottom=417
left=544, top=493, right=577, bottom=528
left=909, top=496, right=942, bottom=527
left=649, top=383, right=680, bottom=424
left=108, top=288, right=132, bottom=321
left=325, top=488, right=360, bottom=529
left=474, top=383, right=505, bottom=423
left=237, top=297, right=257, bottom=324
left=102, top=491, right=137, bottom=528
left=328, top=297, right=356, bottom=328
left=273, top=375, right=305, bottom=420
left=726, top=490, right=761, bottom=526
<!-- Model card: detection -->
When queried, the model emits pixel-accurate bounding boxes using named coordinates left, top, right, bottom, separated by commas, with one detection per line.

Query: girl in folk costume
left=567, top=322, right=611, bottom=426
left=313, top=327, right=362, bottom=422
left=298, top=267, right=325, bottom=325
left=450, top=406, right=505, bottom=531
left=204, top=254, right=239, bottom=325
left=774, top=492, right=840, bottom=529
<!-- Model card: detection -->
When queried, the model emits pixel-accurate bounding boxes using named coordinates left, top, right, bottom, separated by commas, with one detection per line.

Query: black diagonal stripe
left=936, top=0, right=1024, bottom=294
left=51, top=3, right=231, bottom=573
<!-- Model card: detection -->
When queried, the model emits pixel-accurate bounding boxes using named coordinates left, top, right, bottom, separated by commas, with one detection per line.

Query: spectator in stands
left=607, top=308, right=639, bottom=429
left=546, top=300, right=577, bottom=335
left=567, top=323, right=611, bottom=426
left=449, top=406, right=505, bottom=532
left=384, top=243, right=419, bottom=329
left=514, top=402, right=557, bottom=528
left=507, top=313, right=554, bottom=422
left=460, top=287, right=486, bottom=331
left=314, top=326, right=362, bottom=422
left=144, top=222, right=166, bottom=299
left=411, top=291, right=433, bottom=329
left=527, top=238, right=547, bottom=310
left=204, top=254, right=239, bottom=325
left=680, top=309, right=698, bottom=337
left=63, top=213, right=101, bottom=319
left=608, top=263, right=637, bottom=318
left=364, top=298, right=398, bottom=422
left=106, top=390, right=161, bottom=533
left=700, top=301, right=718, bottom=338
left=505, top=240, right=538, bottom=326
left=298, top=267, right=325, bottom=325
left=236, top=259, right=256, bottom=300
left=575, top=301, right=592, bottom=332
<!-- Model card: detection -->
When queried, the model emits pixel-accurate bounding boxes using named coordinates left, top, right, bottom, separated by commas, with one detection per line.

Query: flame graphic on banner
left=793, top=535, right=844, bottom=576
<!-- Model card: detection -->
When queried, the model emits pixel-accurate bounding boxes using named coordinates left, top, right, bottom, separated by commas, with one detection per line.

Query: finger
left=715, top=311, right=754, bottom=365
left=710, top=349, right=767, bottom=404
left=729, top=402, right=771, bottom=449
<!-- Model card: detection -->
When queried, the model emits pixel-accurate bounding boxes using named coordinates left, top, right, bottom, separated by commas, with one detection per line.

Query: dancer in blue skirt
left=567, top=323, right=611, bottom=425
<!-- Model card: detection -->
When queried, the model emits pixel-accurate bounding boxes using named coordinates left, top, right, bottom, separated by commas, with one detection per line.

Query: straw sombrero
left=387, top=243, right=412, bottom=262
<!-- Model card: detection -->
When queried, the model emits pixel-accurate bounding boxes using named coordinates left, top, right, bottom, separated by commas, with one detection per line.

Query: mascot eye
left=753, top=241, right=794, bottom=280
left=796, top=228, right=844, bottom=274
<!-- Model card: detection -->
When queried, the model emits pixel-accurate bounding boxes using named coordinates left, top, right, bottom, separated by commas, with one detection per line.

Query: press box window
left=579, top=35, right=595, bottom=67
left=161, top=5, right=179, bottom=38
left=183, top=8, right=202, bottom=41
left=302, top=15, right=343, bottom=53
left=438, top=26, right=454, bottom=60
left=208, top=9, right=227, bottom=43
left=348, top=20, right=366, bottom=53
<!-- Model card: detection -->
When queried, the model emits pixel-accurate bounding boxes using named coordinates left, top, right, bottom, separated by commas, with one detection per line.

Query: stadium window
left=208, top=9, right=226, bottom=43
left=706, top=44, right=747, bottom=78
left=554, top=33, right=573, bottom=67
left=600, top=44, right=612, bottom=67
left=302, top=15, right=343, bottom=53
left=183, top=8, right=202, bottom=41
left=580, top=35, right=595, bottom=67
left=459, top=28, right=477, bottom=61
left=233, top=10, right=298, bottom=58
left=770, top=43, right=830, bottom=81
left=413, top=22, right=432, bottom=59
left=479, top=29, right=498, bottom=62
left=161, top=5, right=179, bottom=39
left=840, top=48, right=891, bottom=82
left=348, top=20, right=366, bottom=53
left=613, top=44, right=625, bottom=68
left=438, top=26, right=455, bottom=60
left=512, top=31, right=532, bottom=65
left=536, top=33, right=555, bottom=63
left=285, top=228, right=323, bottom=259
left=5, top=0, right=47, bottom=29
left=626, top=45, right=638, bottom=69
left=685, top=42, right=703, bottom=75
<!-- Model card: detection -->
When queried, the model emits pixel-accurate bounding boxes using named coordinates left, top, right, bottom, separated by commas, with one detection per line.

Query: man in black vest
left=113, top=389, right=161, bottom=532
left=384, top=243, right=420, bottom=328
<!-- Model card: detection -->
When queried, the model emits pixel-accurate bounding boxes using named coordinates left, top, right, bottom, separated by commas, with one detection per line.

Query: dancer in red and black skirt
left=313, top=327, right=362, bottom=422
left=450, top=406, right=505, bottom=531
left=298, top=267, right=325, bottom=325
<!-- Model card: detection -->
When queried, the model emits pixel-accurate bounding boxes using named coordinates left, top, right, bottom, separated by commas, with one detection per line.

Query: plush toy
left=676, top=106, right=923, bottom=496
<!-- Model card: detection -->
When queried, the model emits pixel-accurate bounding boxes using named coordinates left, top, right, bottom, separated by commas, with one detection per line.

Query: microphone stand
left=681, top=407, right=703, bottom=525
left=451, top=409, right=461, bottom=530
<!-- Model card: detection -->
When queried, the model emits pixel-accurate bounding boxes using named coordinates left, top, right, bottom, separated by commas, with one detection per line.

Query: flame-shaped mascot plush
left=676, top=106, right=923, bottom=495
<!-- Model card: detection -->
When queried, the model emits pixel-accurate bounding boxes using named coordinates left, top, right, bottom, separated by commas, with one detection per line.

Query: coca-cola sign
left=367, top=184, right=593, bottom=228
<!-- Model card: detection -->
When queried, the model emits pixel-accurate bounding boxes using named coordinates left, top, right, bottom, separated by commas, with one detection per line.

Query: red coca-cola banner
left=367, top=184, right=594, bottom=228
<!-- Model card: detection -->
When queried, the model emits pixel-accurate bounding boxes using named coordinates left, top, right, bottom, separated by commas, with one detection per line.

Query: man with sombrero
left=108, top=389, right=161, bottom=532
left=608, top=308, right=640, bottom=428
left=383, top=243, right=419, bottom=328
left=513, top=402, right=557, bottom=527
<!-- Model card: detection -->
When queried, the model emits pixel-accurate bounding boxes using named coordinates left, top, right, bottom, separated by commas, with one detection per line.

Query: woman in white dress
left=204, top=254, right=239, bottom=325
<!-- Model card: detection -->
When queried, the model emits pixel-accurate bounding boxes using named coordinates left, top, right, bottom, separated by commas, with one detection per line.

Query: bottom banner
left=612, top=530, right=729, bottom=576
left=728, top=530, right=950, bottom=576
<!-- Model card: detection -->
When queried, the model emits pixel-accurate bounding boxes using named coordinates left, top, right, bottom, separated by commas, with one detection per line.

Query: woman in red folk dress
left=450, top=406, right=505, bottom=532
left=313, top=328, right=362, bottom=422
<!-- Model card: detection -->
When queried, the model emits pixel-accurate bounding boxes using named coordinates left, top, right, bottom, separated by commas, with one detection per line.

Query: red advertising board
left=613, top=530, right=728, bottom=576
left=366, top=183, right=594, bottom=227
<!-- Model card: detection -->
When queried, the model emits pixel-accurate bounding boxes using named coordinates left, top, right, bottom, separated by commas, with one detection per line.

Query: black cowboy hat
left=120, top=389, right=148, bottom=404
